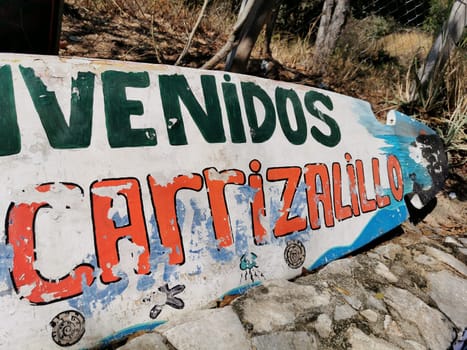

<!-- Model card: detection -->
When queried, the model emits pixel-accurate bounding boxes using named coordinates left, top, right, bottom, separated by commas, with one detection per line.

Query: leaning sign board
left=0, top=53, right=447, bottom=349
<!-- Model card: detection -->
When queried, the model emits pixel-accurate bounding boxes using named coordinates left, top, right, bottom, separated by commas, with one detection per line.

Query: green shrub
left=422, top=0, right=454, bottom=33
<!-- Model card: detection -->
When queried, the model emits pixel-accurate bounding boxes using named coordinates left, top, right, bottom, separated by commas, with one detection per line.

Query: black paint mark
left=143, top=284, right=186, bottom=320
left=49, top=310, right=85, bottom=347
left=284, top=240, right=306, bottom=269
left=149, top=304, right=164, bottom=320
left=408, top=134, right=448, bottom=209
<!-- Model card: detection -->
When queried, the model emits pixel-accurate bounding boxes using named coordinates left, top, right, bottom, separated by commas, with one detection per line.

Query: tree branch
left=201, top=0, right=256, bottom=70
left=175, top=0, right=210, bottom=66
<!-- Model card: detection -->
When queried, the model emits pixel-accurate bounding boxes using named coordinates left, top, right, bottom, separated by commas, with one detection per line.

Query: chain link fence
left=342, top=0, right=452, bottom=67
left=354, top=0, right=431, bottom=27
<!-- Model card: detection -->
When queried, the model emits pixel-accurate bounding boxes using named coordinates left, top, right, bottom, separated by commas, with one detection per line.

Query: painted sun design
left=49, top=310, right=85, bottom=347
left=284, top=240, right=306, bottom=269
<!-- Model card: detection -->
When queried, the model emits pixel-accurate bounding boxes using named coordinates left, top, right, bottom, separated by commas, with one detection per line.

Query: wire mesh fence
left=355, top=0, right=431, bottom=27
left=345, top=0, right=446, bottom=67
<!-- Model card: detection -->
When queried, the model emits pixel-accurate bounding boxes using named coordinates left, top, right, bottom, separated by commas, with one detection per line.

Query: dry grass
left=442, top=97, right=467, bottom=152
left=378, top=30, right=433, bottom=66
left=250, top=33, right=315, bottom=71
left=271, top=36, right=315, bottom=71
left=436, top=52, right=467, bottom=154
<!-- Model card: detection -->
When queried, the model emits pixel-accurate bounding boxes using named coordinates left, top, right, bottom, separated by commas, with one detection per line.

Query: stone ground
left=111, top=195, right=466, bottom=350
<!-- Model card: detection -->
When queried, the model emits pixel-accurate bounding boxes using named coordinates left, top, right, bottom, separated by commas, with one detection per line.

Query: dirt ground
left=59, top=0, right=466, bottom=240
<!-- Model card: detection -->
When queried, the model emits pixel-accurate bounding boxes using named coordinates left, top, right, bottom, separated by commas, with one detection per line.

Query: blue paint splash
left=267, top=179, right=311, bottom=245
left=221, top=281, right=262, bottom=298
left=68, top=212, right=176, bottom=316
left=189, top=199, right=234, bottom=263
left=188, top=265, right=202, bottom=276
left=234, top=220, right=250, bottom=257
left=207, top=219, right=235, bottom=263
left=189, top=199, right=210, bottom=254
left=190, top=198, right=207, bottom=230
left=188, top=194, right=235, bottom=263
left=235, top=185, right=256, bottom=204
left=290, top=181, right=309, bottom=219
left=309, top=205, right=407, bottom=269
left=0, top=243, right=13, bottom=294
left=147, top=214, right=179, bottom=283
left=176, top=198, right=186, bottom=231
left=87, top=321, right=165, bottom=349
left=68, top=255, right=129, bottom=318
left=354, top=104, right=433, bottom=193
left=112, top=212, right=129, bottom=228
left=137, top=275, right=156, bottom=292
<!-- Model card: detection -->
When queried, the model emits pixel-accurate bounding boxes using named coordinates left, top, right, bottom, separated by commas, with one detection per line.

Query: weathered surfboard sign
left=0, top=53, right=447, bottom=349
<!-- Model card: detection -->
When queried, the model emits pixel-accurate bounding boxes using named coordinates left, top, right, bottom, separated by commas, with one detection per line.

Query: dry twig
left=175, top=0, right=210, bottom=66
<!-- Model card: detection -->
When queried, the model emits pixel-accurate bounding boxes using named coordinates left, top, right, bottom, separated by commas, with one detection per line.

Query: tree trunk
left=201, top=0, right=256, bottom=70
left=313, top=0, right=350, bottom=73
left=225, top=0, right=278, bottom=73
left=412, top=0, right=467, bottom=102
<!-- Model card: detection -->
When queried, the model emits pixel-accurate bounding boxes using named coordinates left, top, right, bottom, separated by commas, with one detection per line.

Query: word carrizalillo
left=7, top=154, right=403, bottom=304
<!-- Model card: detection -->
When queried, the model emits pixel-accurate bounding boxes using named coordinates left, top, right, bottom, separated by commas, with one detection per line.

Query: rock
left=444, top=237, right=463, bottom=247
left=251, top=331, right=318, bottom=350
left=119, top=333, right=170, bottom=350
left=383, top=314, right=404, bottom=339
left=373, top=243, right=403, bottom=261
left=403, top=339, right=427, bottom=350
left=383, top=286, right=455, bottom=349
left=367, top=252, right=381, bottom=260
left=235, top=297, right=296, bottom=333
left=361, top=309, right=378, bottom=323
left=366, top=293, right=388, bottom=313
left=159, top=307, right=251, bottom=350
left=425, top=246, right=467, bottom=277
left=346, top=327, right=400, bottom=350
left=342, top=293, right=363, bottom=311
left=316, top=257, right=358, bottom=277
left=374, top=262, right=399, bottom=283
left=414, top=254, right=437, bottom=267
left=233, top=279, right=331, bottom=334
left=313, top=314, right=333, bottom=338
left=427, top=270, right=467, bottom=329
left=334, top=303, right=357, bottom=321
